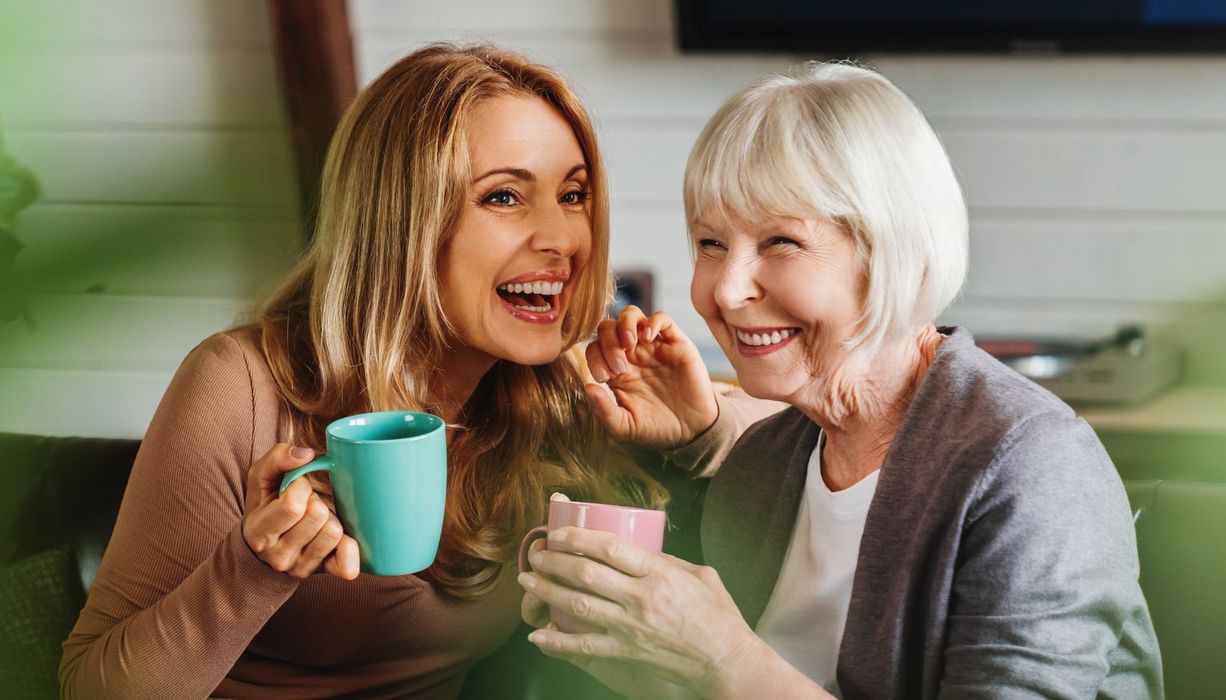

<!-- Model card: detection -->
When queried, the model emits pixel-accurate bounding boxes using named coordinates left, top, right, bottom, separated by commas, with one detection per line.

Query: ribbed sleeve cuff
left=663, top=393, right=744, bottom=477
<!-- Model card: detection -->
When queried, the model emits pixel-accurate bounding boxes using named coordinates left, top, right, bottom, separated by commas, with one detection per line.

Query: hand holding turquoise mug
left=280, top=411, right=447, bottom=576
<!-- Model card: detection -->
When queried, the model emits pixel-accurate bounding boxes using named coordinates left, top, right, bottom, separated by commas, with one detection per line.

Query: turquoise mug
left=279, top=411, right=447, bottom=576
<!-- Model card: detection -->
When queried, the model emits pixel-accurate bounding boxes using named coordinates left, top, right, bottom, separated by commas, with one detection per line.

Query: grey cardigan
left=698, top=328, right=1163, bottom=698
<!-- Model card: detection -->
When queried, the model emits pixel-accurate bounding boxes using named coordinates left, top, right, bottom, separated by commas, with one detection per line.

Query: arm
left=940, top=412, right=1160, bottom=699
left=59, top=335, right=318, bottom=697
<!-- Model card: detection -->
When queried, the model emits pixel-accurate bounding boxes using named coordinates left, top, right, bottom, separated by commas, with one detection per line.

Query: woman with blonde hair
left=521, top=62, right=1163, bottom=698
left=59, top=44, right=767, bottom=698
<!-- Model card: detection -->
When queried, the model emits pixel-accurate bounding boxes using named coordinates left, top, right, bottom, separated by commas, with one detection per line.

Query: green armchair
left=1125, top=479, right=1226, bottom=698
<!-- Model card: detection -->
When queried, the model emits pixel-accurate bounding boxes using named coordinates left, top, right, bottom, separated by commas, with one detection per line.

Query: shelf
left=1075, top=384, right=1226, bottom=435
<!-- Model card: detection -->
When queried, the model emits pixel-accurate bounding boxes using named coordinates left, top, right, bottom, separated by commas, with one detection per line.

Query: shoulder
left=156, top=326, right=283, bottom=454
left=899, top=328, right=1123, bottom=512
left=180, top=326, right=276, bottom=400
left=904, top=328, right=1096, bottom=476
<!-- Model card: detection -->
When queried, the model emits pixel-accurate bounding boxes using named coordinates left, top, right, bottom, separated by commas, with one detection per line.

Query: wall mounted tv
left=676, top=0, right=1226, bottom=54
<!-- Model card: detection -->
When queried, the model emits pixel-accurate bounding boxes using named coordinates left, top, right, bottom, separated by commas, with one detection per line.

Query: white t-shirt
left=754, top=432, right=880, bottom=697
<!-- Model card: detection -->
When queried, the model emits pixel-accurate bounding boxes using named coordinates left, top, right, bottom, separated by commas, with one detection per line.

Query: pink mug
left=518, top=499, right=666, bottom=633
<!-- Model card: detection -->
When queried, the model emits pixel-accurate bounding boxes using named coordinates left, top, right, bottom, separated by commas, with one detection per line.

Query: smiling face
left=437, top=95, right=593, bottom=378
left=690, top=215, right=865, bottom=404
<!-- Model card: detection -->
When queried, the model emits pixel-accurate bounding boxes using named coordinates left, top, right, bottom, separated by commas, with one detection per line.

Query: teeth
left=497, top=281, right=564, bottom=295
left=736, top=329, right=793, bottom=346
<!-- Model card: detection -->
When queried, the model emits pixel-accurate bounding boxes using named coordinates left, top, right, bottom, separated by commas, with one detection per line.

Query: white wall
left=0, top=0, right=302, bottom=437
left=3, top=0, right=1224, bottom=438
left=351, top=0, right=1226, bottom=386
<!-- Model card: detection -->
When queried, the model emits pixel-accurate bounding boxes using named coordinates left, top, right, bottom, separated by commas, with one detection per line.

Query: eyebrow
left=472, top=164, right=588, bottom=184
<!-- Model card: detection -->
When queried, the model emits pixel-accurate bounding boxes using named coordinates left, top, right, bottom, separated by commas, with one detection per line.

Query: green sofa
left=2, top=431, right=1223, bottom=698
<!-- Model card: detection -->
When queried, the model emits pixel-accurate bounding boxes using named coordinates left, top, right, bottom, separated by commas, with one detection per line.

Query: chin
left=500, top=343, right=564, bottom=367
left=733, top=371, right=802, bottom=404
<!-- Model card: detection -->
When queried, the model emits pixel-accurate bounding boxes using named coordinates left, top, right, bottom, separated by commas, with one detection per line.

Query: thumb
left=584, top=382, right=630, bottom=437
left=249, top=443, right=317, bottom=503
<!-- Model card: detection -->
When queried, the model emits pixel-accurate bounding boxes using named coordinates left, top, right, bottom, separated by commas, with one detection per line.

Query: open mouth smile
left=495, top=272, right=568, bottom=324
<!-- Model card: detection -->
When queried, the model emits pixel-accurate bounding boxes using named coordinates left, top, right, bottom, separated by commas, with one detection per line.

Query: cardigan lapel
left=701, top=408, right=820, bottom=628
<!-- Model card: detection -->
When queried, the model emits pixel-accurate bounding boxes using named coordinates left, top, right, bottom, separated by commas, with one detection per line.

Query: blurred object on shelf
left=978, top=325, right=1182, bottom=405
left=610, top=269, right=654, bottom=317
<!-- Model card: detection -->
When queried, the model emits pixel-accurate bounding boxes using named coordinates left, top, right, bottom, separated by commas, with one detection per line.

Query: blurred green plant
left=0, top=125, right=41, bottom=324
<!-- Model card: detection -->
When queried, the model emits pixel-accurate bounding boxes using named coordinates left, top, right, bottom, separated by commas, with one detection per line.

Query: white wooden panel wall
left=0, top=0, right=301, bottom=438
left=350, top=0, right=1226, bottom=386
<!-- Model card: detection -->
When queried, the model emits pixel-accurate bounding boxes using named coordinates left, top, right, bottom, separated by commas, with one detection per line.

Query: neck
left=798, top=324, right=943, bottom=490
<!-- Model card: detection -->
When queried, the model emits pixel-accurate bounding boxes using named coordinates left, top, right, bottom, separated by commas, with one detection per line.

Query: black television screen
left=676, top=0, right=1226, bottom=54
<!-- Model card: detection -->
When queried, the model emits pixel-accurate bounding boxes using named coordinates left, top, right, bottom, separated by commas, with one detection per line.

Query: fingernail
left=620, top=330, right=635, bottom=349
left=591, top=366, right=609, bottom=383
left=528, top=550, right=544, bottom=567
left=518, top=572, right=536, bottom=590
left=290, top=446, right=313, bottom=460
left=643, top=327, right=656, bottom=342
left=547, top=529, right=566, bottom=543
left=528, top=631, right=546, bottom=644
left=610, top=357, right=628, bottom=375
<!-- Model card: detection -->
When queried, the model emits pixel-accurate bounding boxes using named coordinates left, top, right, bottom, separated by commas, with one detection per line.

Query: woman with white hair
left=519, top=62, right=1163, bottom=698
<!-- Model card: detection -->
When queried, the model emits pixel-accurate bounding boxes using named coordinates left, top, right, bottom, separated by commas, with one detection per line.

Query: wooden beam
left=268, top=0, right=357, bottom=238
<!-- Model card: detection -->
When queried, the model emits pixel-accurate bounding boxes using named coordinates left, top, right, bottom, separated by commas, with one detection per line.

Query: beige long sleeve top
left=58, top=327, right=781, bottom=698
left=59, top=329, right=523, bottom=698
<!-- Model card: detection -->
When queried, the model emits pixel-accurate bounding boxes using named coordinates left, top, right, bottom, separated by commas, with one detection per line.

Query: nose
left=711, top=252, right=761, bottom=310
left=529, top=204, right=583, bottom=259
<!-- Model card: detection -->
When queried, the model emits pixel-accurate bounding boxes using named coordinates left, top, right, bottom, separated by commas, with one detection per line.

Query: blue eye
left=696, top=238, right=725, bottom=250
left=483, top=189, right=518, bottom=207
left=769, top=236, right=799, bottom=247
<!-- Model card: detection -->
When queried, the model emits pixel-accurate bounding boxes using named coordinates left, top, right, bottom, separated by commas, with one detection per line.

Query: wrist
left=703, top=626, right=766, bottom=700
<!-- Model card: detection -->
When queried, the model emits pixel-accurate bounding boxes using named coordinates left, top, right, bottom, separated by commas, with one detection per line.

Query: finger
left=323, top=535, right=361, bottom=580
left=246, top=443, right=315, bottom=504
left=526, top=546, right=642, bottom=607
left=614, top=305, right=648, bottom=354
left=257, top=494, right=332, bottom=572
left=518, top=571, right=627, bottom=630
left=639, top=311, right=676, bottom=345
left=527, top=627, right=626, bottom=661
left=545, top=526, right=654, bottom=578
left=521, top=590, right=551, bottom=628
left=585, top=320, right=618, bottom=383
left=648, top=312, right=690, bottom=346
left=244, top=476, right=313, bottom=551
left=287, top=513, right=345, bottom=578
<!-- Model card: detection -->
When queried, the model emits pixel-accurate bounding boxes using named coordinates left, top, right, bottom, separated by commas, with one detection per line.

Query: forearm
left=59, top=525, right=299, bottom=698
left=710, top=634, right=833, bottom=700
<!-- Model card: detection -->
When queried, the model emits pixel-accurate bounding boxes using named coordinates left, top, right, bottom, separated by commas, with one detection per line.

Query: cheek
left=689, top=269, right=717, bottom=319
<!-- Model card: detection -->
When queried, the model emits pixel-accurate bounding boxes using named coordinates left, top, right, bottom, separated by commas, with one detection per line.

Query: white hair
left=683, top=61, right=968, bottom=353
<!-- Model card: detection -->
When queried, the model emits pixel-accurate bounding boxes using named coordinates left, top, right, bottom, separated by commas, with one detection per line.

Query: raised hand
left=242, top=443, right=360, bottom=580
left=582, top=306, right=718, bottom=449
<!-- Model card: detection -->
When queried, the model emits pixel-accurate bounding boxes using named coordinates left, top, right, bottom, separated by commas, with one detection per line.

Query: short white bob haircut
left=683, top=62, right=968, bottom=354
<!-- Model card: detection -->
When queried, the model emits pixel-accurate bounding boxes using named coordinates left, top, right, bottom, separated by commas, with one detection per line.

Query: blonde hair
left=684, top=61, right=968, bottom=353
left=256, top=44, right=665, bottom=598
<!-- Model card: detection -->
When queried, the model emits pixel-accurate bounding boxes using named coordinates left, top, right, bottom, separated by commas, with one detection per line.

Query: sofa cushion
left=0, top=545, right=84, bottom=698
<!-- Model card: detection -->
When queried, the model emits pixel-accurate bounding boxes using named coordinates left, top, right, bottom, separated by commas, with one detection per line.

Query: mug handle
left=518, top=525, right=549, bottom=572
left=279, top=454, right=335, bottom=494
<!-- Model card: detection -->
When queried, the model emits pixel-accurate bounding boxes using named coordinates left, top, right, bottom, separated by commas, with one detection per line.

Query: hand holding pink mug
left=518, top=495, right=666, bottom=633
